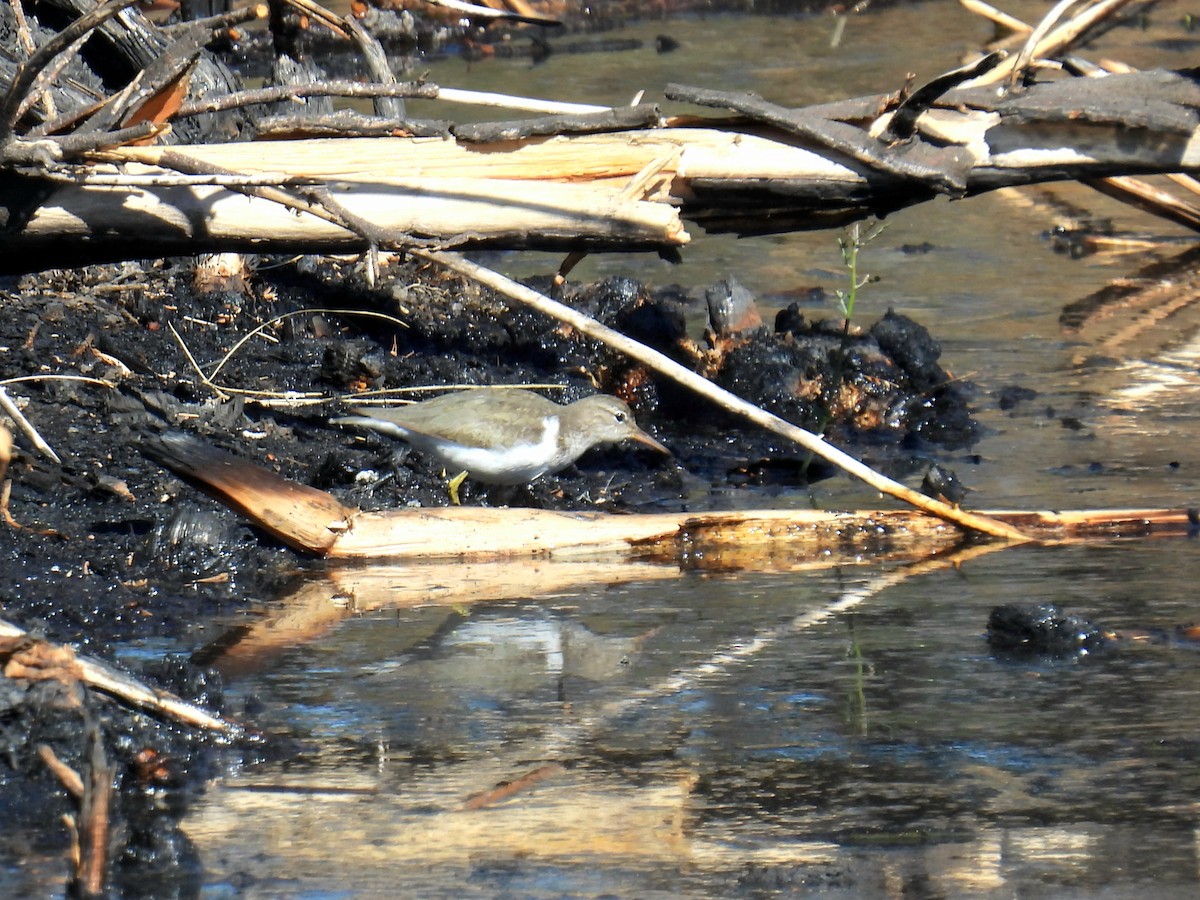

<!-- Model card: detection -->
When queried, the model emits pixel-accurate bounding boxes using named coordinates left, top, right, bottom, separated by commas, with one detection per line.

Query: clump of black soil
left=0, top=254, right=978, bottom=886
left=987, top=603, right=1108, bottom=658
left=693, top=279, right=978, bottom=487
left=766, top=301, right=977, bottom=448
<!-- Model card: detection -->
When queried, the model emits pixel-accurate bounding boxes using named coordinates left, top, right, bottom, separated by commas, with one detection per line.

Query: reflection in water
left=188, top=541, right=1200, bottom=896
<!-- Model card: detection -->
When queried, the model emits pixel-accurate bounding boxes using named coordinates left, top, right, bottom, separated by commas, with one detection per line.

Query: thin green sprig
left=834, top=220, right=886, bottom=326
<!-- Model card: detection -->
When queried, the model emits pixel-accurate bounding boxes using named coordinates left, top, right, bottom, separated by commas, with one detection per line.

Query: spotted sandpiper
left=333, top=388, right=670, bottom=500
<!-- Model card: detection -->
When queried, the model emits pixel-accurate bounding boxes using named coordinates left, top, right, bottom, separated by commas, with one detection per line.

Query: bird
left=332, top=388, right=669, bottom=500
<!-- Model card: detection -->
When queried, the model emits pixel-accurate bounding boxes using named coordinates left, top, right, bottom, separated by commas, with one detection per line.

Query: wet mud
left=0, top=251, right=977, bottom=888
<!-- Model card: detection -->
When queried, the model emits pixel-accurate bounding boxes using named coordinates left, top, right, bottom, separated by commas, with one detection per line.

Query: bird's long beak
left=627, top=429, right=671, bottom=456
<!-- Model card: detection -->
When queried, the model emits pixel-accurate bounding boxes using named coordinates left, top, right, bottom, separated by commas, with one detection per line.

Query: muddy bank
left=0, top=250, right=975, bottom=888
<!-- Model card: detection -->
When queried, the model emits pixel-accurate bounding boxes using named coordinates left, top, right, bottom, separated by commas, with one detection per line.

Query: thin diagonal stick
left=414, top=249, right=1030, bottom=541
left=0, top=386, right=62, bottom=463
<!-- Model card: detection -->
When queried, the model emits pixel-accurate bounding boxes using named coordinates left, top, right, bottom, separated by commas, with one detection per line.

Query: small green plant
left=800, top=220, right=886, bottom=479
left=834, top=220, right=886, bottom=327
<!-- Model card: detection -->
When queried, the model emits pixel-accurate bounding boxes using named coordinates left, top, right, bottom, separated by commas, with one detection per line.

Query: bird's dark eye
left=615, top=411, right=628, bottom=423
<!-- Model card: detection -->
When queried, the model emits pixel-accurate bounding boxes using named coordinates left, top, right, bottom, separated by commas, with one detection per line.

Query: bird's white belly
left=429, top=416, right=561, bottom=484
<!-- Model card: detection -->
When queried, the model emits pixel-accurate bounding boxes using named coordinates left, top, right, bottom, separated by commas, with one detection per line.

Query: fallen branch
left=0, top=618, right=244, bottom=735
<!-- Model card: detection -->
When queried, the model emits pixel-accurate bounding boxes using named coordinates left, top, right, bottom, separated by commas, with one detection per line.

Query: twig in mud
left=75, top=725, right=113, bottom=897
left=0, top=618, right=244, bottom=735
left=463, top=763, right=566, bottom=810
left=412, top=249, right=1031, bottom=541
left=38, top=744, right=85, bottom=798
left=0, top=386, right=62, bottom=464
left=40, top=720, right=116, bottom=897
left=0, top=424, right=10, bottom=483
left=166, top=322, right=227, bottom=401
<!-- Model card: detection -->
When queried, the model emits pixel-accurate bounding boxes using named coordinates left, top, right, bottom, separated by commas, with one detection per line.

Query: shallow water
left=187, top=539, right=1200, bottom=898
left=37, top=3, right=1200, bottom=897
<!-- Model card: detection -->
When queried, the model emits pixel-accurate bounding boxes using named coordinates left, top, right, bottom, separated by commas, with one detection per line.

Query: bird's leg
left=447, top=470, right=470, bottom=506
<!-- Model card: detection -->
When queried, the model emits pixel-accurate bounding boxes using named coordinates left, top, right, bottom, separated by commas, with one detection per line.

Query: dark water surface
left=39, top=4, right=1200, bottom=897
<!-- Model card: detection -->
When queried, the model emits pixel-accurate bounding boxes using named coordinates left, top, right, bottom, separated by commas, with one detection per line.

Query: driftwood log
left=2, top=0, right=1200, bottom=270
left=5, top=65, right=1200, bottom=270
